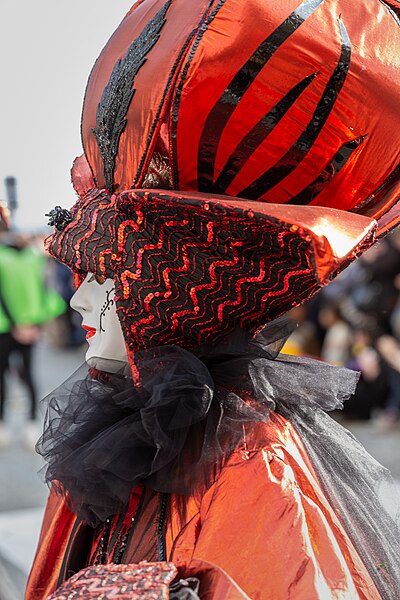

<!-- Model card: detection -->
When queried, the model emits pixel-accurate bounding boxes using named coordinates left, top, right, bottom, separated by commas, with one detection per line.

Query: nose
left=70, top=273, right=92, bottom=315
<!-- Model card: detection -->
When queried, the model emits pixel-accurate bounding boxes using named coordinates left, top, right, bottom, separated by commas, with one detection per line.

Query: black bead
left=45, top=206, right=73, bottom=231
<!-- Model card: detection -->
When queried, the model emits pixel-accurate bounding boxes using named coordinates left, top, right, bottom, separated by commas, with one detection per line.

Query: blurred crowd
left=0, top=205, right=84, bottom=449
left=285, top=228, right=400, bottom=429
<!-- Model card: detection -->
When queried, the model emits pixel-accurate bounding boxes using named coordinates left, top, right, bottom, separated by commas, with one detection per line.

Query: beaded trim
left=46, top=187, right=376, bottom=356
left=93, top=1, right=172, bottom=191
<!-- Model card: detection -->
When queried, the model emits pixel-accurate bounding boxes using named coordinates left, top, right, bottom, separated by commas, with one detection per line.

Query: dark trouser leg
left=17, top=342, right=38, bottom=420
left=0, top=333, right=13, bottom=421
left=0, top=367, right=5, bottom=420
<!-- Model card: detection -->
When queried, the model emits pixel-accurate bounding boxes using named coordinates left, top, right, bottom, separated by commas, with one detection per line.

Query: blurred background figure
left=318, top=302, right=353, bottom=366
left=375, top=334, right=400, bottom=430
left=48, top=261, right=86, bottom=348
left=285, top=229, right=400, bottom=429
left=280, top=303, right=320, bottom=357
left=0, top=188, right=66, bottom=450
left=0, top=191, right=85, bottom=599
left=0, top=201, right=10, bottom=234
left=343, top=328, right=388, bottom=421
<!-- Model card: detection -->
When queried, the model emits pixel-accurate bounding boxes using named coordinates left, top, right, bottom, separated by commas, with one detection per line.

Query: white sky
left=0, top=1, right=132, bottom=230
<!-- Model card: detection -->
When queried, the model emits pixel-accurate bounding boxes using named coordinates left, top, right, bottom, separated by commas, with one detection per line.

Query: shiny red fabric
left=25, top=489, right=77, bottom=600
left=47, top=0, right=400, bottom=350
left=26, top=414, right=380, bottom=600
left=82, top=0, right=400, bottom=223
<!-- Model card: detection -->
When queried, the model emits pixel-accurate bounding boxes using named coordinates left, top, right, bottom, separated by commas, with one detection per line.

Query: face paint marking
left=100, top=287, right=116, bottom=332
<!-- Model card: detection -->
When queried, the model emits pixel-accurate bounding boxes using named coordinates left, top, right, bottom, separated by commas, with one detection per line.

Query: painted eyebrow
left=87, top=273, right=107, bottom=285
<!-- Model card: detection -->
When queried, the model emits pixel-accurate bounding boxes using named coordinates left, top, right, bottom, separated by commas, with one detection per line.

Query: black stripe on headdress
left=197, top=0, right=325, bottom=192
left=378, top=0, right=400, bottom=25
left=239, top=18, right=351, bottom=201
left=287, top=136, right=367, bottom=205
left=354, top=162, right=400, bottom=215
left=213, top=72, right=319, bottom=195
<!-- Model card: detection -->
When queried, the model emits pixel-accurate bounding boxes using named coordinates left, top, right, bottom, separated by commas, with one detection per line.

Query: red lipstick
left=82, top=325, right=96, bottom=340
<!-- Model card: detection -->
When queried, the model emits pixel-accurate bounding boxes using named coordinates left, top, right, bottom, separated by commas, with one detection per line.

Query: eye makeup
left=87, top=273, right=107, bottom=285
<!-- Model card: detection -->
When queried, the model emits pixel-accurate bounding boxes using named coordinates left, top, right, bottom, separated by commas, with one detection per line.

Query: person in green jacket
left=0, top=235, right=65, bottom=448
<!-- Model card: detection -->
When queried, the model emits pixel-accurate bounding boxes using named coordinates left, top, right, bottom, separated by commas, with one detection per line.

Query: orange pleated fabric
left=25, top=489, right=77, bottom=600
left=26, top=413, right=380, bottom=599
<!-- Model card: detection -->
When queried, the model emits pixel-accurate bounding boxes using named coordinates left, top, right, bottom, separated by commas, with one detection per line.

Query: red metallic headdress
left=47, top=0, right=400, bottom=356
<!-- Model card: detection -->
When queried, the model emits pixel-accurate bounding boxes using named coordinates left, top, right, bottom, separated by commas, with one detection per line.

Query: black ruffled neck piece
left=36, top=318, right=359, bottom=527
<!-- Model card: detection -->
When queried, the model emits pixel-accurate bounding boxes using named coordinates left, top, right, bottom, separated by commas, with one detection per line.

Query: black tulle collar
left=37, top=319, right=358, bottom=526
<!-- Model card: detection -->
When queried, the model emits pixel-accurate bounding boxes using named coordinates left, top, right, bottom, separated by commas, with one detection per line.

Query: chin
left=87, top=355, right=128, bottom=375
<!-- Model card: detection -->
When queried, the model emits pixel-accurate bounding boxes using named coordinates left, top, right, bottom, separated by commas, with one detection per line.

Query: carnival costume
left=27, top=0, right=400, bottom=598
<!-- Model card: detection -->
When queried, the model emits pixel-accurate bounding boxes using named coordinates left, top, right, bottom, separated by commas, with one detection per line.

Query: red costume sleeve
left=181, top=413, right=381, bottom=600
left=25, top=488, right=76, bottom=600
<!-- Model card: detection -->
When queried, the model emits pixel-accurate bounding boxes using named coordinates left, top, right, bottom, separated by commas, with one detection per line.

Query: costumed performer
left=27, top=0, right=400, bottom=598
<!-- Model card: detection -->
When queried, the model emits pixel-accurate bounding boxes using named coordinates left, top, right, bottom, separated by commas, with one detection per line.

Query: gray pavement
left=0, top=339, right=84, bottom=599
left=0, top=341, right=84, bottom=512
left=0, top=340, right=399, bottom=599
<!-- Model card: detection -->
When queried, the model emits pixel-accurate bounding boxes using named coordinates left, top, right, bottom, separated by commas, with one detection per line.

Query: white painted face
left=70, top=273, right=128, bottom=372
